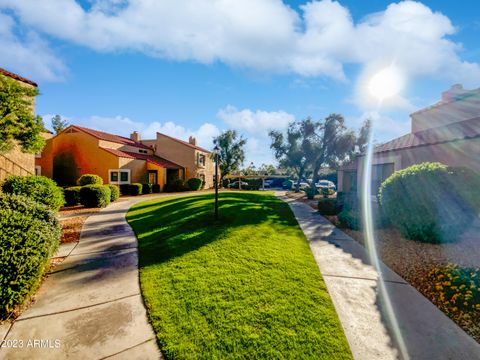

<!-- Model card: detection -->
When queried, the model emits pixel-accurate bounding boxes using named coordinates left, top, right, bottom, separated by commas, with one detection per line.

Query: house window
left=35, top=166, right=41, bottom=176
left=139, top=149, right=148, bottom=154
left=371, top=163, right=394, bottom=194
left=109, top=169, right=130, bottom=184
left=198, top=154, right=206, bottom=167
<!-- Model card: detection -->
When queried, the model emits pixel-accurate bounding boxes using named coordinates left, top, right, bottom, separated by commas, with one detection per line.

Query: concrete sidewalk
left=281, top=196, right=480, bottom=360
left=0, top=196, right=167, bottom=360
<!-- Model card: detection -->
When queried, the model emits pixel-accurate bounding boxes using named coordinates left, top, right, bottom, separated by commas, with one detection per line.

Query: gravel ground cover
left=286, top=191, right=480, bottom=343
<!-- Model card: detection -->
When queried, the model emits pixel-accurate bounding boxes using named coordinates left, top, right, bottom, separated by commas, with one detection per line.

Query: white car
left=315, top=180, right=336, bottom=190
left=298, top=182, right=310, bottom=190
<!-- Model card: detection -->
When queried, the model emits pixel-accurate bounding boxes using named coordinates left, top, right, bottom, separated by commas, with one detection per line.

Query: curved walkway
left=280, top=194, right=480, bottom=360
left=0, top=193, right=200, bottom=360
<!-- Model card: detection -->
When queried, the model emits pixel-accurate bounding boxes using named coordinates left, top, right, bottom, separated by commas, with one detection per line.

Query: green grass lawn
left=127, top=191, right=352, bottom=359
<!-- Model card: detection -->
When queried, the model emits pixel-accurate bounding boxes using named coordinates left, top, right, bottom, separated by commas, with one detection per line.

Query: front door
left=148, top=170, right=158, bottom=184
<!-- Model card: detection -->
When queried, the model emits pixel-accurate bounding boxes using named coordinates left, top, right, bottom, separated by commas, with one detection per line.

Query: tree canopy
left=51, top=115, right=68, bottom=134
left=212, top=130, right=247, bottom=181
left=270, top=114, right=370, bottom=187
left=0, top=74, right=45, bottom=153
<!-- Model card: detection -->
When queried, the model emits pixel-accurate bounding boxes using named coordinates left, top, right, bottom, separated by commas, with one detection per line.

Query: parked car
left=315, top=180, right=336, bottom=190
left=228, top=181, right=249, bottom=189
left=298, top=182, right=310, bottom=190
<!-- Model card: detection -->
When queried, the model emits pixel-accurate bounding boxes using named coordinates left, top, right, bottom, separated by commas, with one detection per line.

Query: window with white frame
left=108, top=169, right=130, bottom=184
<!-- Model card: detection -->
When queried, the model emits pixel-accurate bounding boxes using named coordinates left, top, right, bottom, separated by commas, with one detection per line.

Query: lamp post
left=213, top=144, right=221, bottom=220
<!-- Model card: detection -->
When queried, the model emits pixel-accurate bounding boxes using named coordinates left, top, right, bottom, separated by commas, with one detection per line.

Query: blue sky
left=1, top=0, right=479, bottom=165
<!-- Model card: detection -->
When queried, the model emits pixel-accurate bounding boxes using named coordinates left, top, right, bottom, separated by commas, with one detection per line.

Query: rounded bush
left=152, top=184, right=161, bottom=193
left=129, top=183, right=143, bottom=196
left=80, top=185, right=111, bottom=208
left=2, top=175, right=64, bottom=211
left=304, top=187, right=317, bottom=199
left=119, top=184, right=130, bottom=196
left=108, top=184, right=120, bottom=202
left=165, top=179, right=188, bottom=192
left=77, top=174, right=103, bottom=186
left=379, top=162, right=475, bottom=243
left=338, top=209, right=361, bottom=230
left=0, top=194, right=61, bottom=316
left=64, top=186, right=82, bottom=206
left=142, top=183, right=153, bottom=195
left=318, top=198, right=340, bottom=215
left=186, top=178, right=203, bottom=191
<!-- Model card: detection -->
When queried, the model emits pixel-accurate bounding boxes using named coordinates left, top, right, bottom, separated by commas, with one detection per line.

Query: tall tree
left=302, top=114, right=370, bottom=184
left=269, top=122, right=309, bottom=192
left=212, top=130, right=247, bottom=182
left=51, top=115, right=68, bottom=134
left=0, top=74, right=45, bottom=153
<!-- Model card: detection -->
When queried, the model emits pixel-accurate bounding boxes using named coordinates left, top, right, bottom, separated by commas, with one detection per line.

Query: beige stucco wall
left=146, top=133, right=216, bottom=188
left=0, top=79, right=37, bottom=181
left=0, top=145, right=35, bottom=182
left=340, top=137, right=480, bottom=194
left=98, top=140, right=154, bottom=155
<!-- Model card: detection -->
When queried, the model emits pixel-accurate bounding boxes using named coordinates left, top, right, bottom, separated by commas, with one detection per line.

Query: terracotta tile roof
left=0, top=67, right=38, bottom=87
left=375, top=117, right=480, bottom=153
left=100, top=147, right=182, bottom=169
left=71, top=125, right=151, bottom=149
left=156, top=132, right=211, bottom=153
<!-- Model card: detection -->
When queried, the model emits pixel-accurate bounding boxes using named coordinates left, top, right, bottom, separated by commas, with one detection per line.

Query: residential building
left=142, top=132, right=215, bottom=188
left=338, top=84, right=480, bottom=195
left=0, top=68, right=38, bottom=182
left=36, top=125, right=183, bottom=189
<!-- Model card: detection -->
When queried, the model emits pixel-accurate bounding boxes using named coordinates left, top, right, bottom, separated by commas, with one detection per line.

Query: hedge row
left=0, top=194, right=61, bottom=316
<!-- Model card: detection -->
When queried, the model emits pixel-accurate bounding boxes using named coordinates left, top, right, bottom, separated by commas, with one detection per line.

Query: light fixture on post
left=213, top=144, right=221, bottom=220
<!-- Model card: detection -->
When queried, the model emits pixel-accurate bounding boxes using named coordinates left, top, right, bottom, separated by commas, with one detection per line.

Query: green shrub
left=283, top=180, right=294, bottom=190
left=379, top=162, right=476, bottom=243
left=2, top=175, right=64, bottom=211
left=165, top=179, right=188, bottom=192
left=0, top=194, right=61, bottom=316
left=64, top=186, right=82, bottom=206
left=80, top=185, right=111, bottom=208
left=120, top=184, right=130, bottom=196
left=304, top=187, right=317, bottom=199
left=186, top=178, right=203, bottom=191
left=77, top=174, right=103, bottom=186
left=108, top=185, right=120, bottom=202
left=318, top=198, right=340, bottom=215
left=142, top=183, right=153, bottom=195
left=152, top=184, right=161, bottom=193
left=338, top=209, right=361, bottom=230
left=129, top=183, right=142, bottom=196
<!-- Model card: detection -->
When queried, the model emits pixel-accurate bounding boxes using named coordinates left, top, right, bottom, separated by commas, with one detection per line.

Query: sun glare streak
left=362, top=119, right=409, bottom=359
left=364, top=70, right=409, bottom=358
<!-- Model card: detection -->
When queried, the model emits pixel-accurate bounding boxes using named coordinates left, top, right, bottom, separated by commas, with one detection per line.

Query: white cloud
left=1, top=0, right=479, bottom=84
left=42, top=114, right=219, bottom=149
left=217, top=105, right=294, bottom=135
left=0, top=12, right=66, bottom=81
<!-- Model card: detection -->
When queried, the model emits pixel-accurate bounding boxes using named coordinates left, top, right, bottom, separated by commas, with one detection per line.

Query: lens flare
left=368, top=66, right=404, bottom=100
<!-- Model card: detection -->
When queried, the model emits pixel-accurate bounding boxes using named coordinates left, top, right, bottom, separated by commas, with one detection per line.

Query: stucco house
left=142, top=132, right=215, bottom=188
left=0, top=68, right=38, bottom=182
left=36, top=125, right=184, bottom=189
left=36, top=125, right=216, bottom=189
left=338, top=84, right=480, bottom=195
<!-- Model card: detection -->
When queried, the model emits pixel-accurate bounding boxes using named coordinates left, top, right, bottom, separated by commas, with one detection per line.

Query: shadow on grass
left=127, top=192, right=296, bottom=268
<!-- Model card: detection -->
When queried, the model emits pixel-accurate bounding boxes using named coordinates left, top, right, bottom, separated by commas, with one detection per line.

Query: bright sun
left=368, top=66, right=404, bottom=100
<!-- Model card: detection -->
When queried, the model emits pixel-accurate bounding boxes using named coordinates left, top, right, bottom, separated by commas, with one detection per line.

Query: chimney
left=188, top=136, right=197, bottom=146
left=441, top=84, right=466, bottom=102
left=130, top=131, right=140, bottom=142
